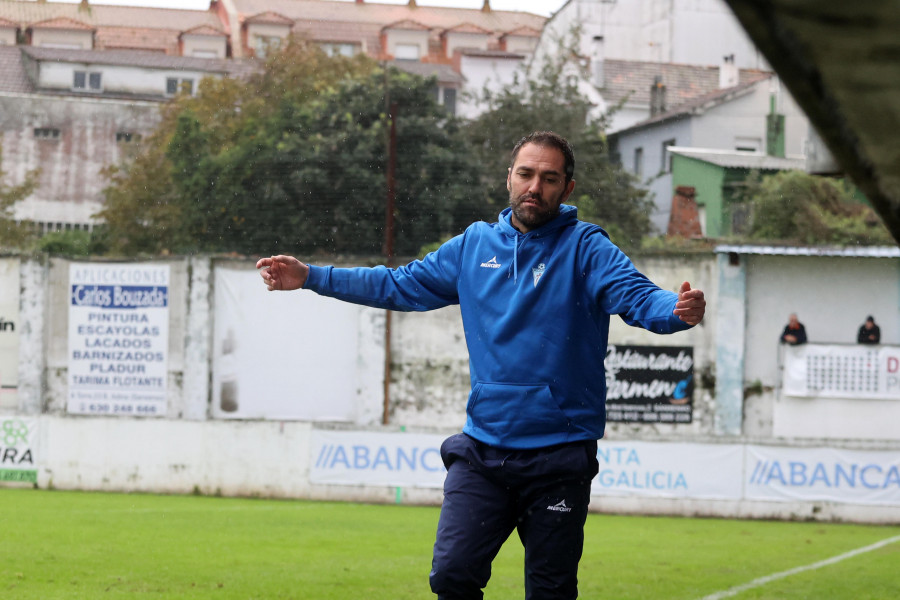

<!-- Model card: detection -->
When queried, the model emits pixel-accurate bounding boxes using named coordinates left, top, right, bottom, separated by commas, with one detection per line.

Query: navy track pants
left=429, top=433, right=600, bottom=600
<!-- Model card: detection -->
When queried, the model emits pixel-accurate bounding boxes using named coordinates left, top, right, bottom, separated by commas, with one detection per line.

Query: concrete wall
left=4, top=252, right=899, bottom=523
left=0, top=92, right=161, bottom=227
left=743, top=254, right=900, bottom=440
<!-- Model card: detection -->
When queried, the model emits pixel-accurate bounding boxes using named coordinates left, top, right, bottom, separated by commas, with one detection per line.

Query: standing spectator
left=780, top=313, right=807, bottom=345
left=857, top=315, right=881, bottom=344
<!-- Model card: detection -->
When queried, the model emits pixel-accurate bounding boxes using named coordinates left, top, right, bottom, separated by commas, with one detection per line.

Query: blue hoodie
left=305, top=204, right=691, bottom=449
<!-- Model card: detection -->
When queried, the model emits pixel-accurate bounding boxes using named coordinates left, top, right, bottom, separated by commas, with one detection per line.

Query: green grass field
left=1, top=488, right=898, bottom=599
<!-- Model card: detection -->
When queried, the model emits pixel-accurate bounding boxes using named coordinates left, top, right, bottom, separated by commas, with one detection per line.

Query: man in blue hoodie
left=257, top=131, right=706, bottom=600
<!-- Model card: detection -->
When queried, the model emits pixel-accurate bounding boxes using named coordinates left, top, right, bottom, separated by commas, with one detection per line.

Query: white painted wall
left=37, top=61, right=219, bottom=97
left=181, top=33, right=227, bottom=59
left=538, top=0, right=765, bottom=69
left=32, top=28, right=93, bottom=50
left=443, top=31, right=489, bottom=56
left=384, top=29, right=428, bottom=60
left=457, top=53, right=527, bottom=120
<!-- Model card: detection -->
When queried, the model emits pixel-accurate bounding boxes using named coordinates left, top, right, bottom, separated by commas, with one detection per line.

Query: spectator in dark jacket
left=857, top=315, right=881, bottom=344
left=780, top=313, right=807, bottom=345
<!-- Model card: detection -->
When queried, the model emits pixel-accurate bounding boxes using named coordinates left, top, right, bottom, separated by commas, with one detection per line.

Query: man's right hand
left=255, top=255, right=309, bottom=291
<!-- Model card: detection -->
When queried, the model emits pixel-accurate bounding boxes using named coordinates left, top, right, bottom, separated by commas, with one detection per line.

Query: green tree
left=0, top=146, right=39, bottom=249
left=99, top=38, right=485, bottom=256
left=464, top=32, right=653, bottom=247
left=742, top=170, right=892, bottom=245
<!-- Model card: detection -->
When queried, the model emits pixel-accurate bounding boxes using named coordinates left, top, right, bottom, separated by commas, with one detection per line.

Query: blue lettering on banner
left=749, top=459, right=900, bottom=490
left=594, top=446, right=687, bottom=491
left=71, top=285, right=168, bottom=309
left=315, top=444, right=443, bottom=473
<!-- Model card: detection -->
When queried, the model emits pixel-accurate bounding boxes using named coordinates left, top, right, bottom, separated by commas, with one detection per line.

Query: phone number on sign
left=78, top=402, right=162, bottom=415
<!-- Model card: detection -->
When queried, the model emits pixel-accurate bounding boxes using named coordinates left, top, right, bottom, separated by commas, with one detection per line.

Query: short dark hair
left=509, top=131, right=575, bottom=183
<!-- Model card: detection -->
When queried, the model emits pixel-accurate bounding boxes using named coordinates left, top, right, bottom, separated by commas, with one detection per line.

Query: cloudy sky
left=52, top=0, right=568, bottom=18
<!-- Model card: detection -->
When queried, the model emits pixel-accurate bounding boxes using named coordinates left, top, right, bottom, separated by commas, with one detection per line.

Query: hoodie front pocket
left=468, top=382, right=571, bottom=442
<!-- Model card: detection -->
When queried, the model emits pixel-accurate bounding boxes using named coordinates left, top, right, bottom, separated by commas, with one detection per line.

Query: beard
left=509, top=191, right=562, bottom=231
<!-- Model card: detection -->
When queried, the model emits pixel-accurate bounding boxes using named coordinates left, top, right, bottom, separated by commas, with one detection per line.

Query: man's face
left=507, top=143, right=575, bottom=233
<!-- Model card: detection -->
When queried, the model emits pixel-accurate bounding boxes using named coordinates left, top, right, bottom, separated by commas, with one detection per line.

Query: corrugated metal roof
left=715, top=245, right=900, bottom=257
left=669, top=147, right=805, bottom=170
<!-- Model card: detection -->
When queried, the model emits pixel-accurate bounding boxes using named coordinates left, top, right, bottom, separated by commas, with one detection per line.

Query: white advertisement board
left=67, top=263, right=170, bottom=416
left=746, top=444, right=900, bottom=506
left=593, top=440, right=744, bottom=499
left=0, top=259, right=19, bottom=410
left=308, top=432, right=900, bottom=508
left=783, top=344, right=900, bottom=400
left=212, top=267, right=361, bottom=421
left=310, top=430, right=446, bottom=488
left=0, top=416, right=37, bottom=483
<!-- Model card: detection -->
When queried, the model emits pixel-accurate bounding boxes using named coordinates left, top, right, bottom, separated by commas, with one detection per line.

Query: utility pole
left=381, top=63, right=398, bottom=425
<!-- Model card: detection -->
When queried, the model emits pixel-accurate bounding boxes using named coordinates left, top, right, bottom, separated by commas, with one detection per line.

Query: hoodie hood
left=498, top=204, right=580, bottom=282
left=498, top=203, right=579, bottom=238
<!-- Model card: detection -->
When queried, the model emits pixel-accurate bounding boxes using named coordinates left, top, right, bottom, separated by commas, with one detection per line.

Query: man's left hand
left=674, top=281, right=706, bottom=326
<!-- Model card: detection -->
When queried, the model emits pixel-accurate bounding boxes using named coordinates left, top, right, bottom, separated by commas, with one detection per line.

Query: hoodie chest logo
left=480, top=256, right=502, bottom=269
left=532, top=263, right=546, bottom=287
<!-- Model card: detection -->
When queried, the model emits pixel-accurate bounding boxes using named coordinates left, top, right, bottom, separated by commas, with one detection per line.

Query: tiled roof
left=244, top=11, right=294, bottom=25
left=443, top=22, right=493, bottom=35
left=0, top=46, right=33, bottom=93
left=21, top=45, right=251, bottom=76
left=602, top=59, right=770, bottom=107
left=29, top=16, right=93, bottom=30
left=618, top=76, right=772, bottom=132
left=96, top=26, right=178, bottom=54
left=0, top=16, right=18, bottom=28
left=0, top=1, right=223, bottom=31
left=669, top=147, right=805, bottom=171
left=390, top=59, right=464, bottom=85
left=382, top=19, right=430, bottom=32
left=291, top=19, right=381, bottom=51
left=458, top=48, right=525, bottom=59
left=231, top=0, right=545, bottom=34
left=181, top=25, right=227, bottom=38
left=501, top=25, right=541, bottom=38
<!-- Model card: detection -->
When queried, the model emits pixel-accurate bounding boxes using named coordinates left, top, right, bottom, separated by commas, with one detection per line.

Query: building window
left=34, top=127, right=61, bottom=140
left=319, top=42, right=358, bottom=57
left=735, top=136, right=761, bottom=152
left=633, top=147, right=643, bottom=177
left=73, top=70, right=102, bottom=92
left=116, top=132, right=142, bottom=143
left=191, top=50, right=219, bottom=59
left=442, top=88, right=457, bottom=116
left=166, top=77, right=194, bottom=96
left=661, top=139, right=676, bottom=173
left=394, top=43, right=420, bottom=60
left=253, top=35, right=282, bottom=58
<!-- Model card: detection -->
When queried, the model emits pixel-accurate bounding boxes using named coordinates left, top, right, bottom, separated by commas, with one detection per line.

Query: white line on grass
left=699, top=533, right=900, bottom=600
